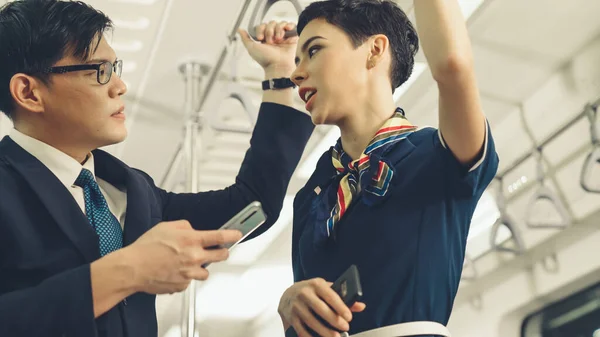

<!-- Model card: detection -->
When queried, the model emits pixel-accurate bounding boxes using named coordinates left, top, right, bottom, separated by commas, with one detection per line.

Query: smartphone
left=331, top=265, right=363, bottom=306
left=285, top=265, right=363, bottom=337
left=202, top=201, right=267, bottom=268
left=217, top=201, right=267, bottom=250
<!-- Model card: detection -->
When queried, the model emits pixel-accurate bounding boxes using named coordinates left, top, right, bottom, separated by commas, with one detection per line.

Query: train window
left=522, top=282, right=600, bottom=337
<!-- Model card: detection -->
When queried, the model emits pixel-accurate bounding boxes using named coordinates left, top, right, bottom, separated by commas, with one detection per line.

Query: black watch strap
left=262, top=77, right=296, bottom=90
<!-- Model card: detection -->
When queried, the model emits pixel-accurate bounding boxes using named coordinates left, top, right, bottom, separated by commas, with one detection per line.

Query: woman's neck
left=338, top=90, right=398, bottom=160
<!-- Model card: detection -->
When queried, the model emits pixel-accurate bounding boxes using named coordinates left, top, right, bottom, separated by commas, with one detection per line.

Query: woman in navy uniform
left=240, top=0, right=499, bottom=336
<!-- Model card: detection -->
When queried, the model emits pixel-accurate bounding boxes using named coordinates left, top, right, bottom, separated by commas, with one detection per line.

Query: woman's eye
left=308, top=45, right=321, bottom=58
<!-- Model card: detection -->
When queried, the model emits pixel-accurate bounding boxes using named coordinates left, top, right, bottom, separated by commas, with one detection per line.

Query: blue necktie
left=75, top=169, right=123, bottom=256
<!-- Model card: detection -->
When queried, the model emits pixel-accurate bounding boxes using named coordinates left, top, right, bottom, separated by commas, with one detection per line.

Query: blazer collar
left=0, top=137, right=154, bottom=260
left=0, top=136, right=99, bottom=262
left=92, top=149, right=152, bottom=246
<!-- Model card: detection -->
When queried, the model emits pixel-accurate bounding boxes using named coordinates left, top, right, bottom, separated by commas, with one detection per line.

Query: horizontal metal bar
left=497, top=97, right=600, bottom=178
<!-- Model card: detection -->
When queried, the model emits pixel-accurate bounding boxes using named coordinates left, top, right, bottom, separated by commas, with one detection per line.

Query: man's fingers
left=169, top=219, right=192, bottom=230
left=195, top=229, right=242, bottom=247
left=183, top=266, right=210, bottom=281
left=199, top=247, right=230, bottom=264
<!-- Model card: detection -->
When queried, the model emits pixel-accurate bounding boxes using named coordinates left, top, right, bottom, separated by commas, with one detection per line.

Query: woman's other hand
left=278, top=278, right=366, bottom=337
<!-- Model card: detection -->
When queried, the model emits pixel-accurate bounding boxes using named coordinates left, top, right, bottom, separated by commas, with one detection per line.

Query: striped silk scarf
left=319, top=108, right=417, bottom=241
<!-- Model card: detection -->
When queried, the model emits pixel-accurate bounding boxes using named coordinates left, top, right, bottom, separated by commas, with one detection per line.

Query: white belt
left=347, top=321, right=451, bottom=337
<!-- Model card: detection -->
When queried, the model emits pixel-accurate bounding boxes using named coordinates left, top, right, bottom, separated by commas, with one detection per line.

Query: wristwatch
left=262, top=77, right=296, bottom=90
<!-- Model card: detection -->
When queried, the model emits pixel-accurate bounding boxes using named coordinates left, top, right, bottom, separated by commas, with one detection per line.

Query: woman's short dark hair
left=298, top=0, right=419, bottom=93
left=0, top=0, right=112, bottom=118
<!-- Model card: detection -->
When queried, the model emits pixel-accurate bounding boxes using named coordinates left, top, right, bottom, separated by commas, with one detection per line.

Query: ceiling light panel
left=111, top=17, right=151, bottom=30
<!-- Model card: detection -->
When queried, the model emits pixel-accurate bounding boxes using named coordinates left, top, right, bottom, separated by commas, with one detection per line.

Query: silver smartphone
left=218, top=201, right=267, bottom=250
left=202, top=201, right=266, bottom=268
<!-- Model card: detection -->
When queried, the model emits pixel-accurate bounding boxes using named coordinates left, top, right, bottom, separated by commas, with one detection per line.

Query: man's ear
left=366, top=34, right=390, bottom=69
left=9, top=74, right=46, bottom=114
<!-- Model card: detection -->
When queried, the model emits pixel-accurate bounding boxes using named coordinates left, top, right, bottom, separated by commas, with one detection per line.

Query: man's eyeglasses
left=43, top=60, right=123, bottom=85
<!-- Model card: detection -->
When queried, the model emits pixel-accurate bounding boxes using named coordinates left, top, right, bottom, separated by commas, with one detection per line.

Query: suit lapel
left=0, top=137, right=100, bottom=262
left=93, top=149, right=152, bottom=246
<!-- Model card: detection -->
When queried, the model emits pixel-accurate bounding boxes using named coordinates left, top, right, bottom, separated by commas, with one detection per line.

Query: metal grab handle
left=209, top=83, right=258, bottom=134
left=490, top=214, right=525, bottom=255
left=581, top=103, right=600, bottom=193
left=490, top=179, right=525, bottom=255
left=585, top=103, right=598, bottom=145
left=581, top=146, right=600, bottom=193
left=209, top=35, right=259, bottom=134
left=197, top=0, right=303, bottom=116
left=248, top=0, right=303, bottom=41
left=525, top=151, right=571, bottom=229
left=525, top=185, right=571, bottom=229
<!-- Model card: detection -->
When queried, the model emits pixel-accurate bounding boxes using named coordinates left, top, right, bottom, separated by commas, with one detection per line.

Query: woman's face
left=292, top=19, right=372, bottom=126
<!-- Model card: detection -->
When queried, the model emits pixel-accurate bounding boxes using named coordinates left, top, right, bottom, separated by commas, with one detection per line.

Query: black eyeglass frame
left=42, top=59, right=123, bottom=85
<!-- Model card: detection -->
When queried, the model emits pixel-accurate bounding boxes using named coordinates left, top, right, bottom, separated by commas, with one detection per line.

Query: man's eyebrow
left=295, top=36, right=326, bottom=65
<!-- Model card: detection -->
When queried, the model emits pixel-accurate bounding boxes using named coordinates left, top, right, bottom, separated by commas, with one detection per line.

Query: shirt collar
left=9, top=128, right=96, bottom=188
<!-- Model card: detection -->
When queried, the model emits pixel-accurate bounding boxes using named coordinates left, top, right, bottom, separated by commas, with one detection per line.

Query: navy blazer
left=0, top=103, right=314, bottom=337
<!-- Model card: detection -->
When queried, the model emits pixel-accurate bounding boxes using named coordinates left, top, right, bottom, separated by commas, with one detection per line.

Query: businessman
left=0, top=1, right=313, bottom=336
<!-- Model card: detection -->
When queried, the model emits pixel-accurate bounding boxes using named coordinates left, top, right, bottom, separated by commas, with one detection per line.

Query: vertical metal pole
left=178, top=61, right=209, bottom=337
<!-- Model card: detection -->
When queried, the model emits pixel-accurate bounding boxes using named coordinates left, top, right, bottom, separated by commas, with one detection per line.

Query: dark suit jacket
left=0, top=103, right=314, bottom=337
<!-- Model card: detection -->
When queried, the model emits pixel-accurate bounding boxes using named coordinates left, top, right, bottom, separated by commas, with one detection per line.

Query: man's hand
left=125, top=220, right=242, bottom=294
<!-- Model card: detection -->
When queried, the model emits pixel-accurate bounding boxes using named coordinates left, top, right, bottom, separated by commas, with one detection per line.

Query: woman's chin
left=310, top=109, right=327, bottom=125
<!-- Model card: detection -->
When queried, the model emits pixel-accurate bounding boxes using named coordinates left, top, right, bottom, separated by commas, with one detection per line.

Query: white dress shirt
left=9, top=129, right=128, bottom=229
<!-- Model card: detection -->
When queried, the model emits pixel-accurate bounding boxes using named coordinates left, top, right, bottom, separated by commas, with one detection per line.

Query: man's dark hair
left=0, top=0, right=112, bottom=118
left=297, top=0, right=419, bottom=93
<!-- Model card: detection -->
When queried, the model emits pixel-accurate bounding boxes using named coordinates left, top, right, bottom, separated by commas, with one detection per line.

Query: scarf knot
left=311, top=108, right=417, bottom=245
